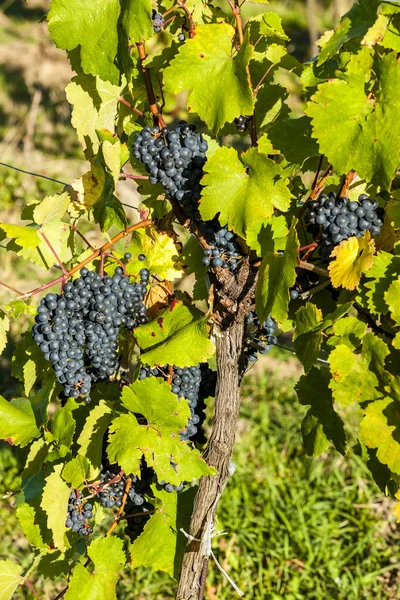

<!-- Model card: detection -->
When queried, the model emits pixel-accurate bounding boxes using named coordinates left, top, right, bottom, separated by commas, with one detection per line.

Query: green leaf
left=124, top=227, right=183, bottom=281
left=255, top=84, right=290, bottom=131
left=66, top=75, right=124, bottom=152
left=163, top=24, right=254, bottom=132
left=259, top=11, right=289, bottom=41
left=108, top=378, right=213, bottom=485
left=0, top=560, right=23, bottom=600
left=360, top=397, right=400, bottom=475
left=200, top=146, right=291, bottom=243
left=246, top=215, right=288, bottom=256
left=51, top=407, right=76, bottom=449
left=0, top=311, right=9, bottom=356
left=65, top=537, right=126, bottom=600
left=130, top=486, right=196, bottom=577
left=181, top=235, right=209, bottom=301
left=77, top=401, right=113, bottom=479
left=364, top=250, right=400, bottom=315
left=62, top=456, right=91, bottom=489
left=266, top=116, right=320, bottom=168
left=329, top=333, right=389, bottom=405
left=384, top=276, right=400, bottom=325
left=256, top=221, right=299, bottom=323
left=295, top=367, right=346, bottom=456
left=48, top=0, right=121, bottom=84
left=306, top=52, right=400, bottom=189
left=317, top=0, right=379, bottom=65
left=137, top=301, right=215, bottom=368
left=16, top=502, right=46, bottom=549
left=0, top=396, right=39, bottom=447
left=293, top=303, right=323, bottom=372
left=93, top=187, right=126, bottom=232
left=41, top=465, right=71, bottom=551
left=122, top=0, right=153, bottom=43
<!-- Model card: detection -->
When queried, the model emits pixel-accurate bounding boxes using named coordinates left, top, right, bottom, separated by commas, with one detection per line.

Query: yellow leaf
left=66, top=164, right=105, bottom=216
left=393, top=490, right=400, bottom=522
left=328, top=232, right=375, bottom=290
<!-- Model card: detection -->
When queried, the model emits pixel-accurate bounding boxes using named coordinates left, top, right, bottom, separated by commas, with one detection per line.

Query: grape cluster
left=132, top=122, right=208, bottom=218
left=99, top=470, right=125, bottom=509
left=124, top=501, right=154, bottom=541
left=32, top=266, right=149, bottom=404
left=201, top=222, right=241, bottom=271
left=244, top=312, right=277, bottom=363
left=152, top=9, right=164, bottom=32
left=65, top=490, right=93, bottom=536
left=306, top=193, right=384, bottom=260
left=235, top=115, right=251, bottom=133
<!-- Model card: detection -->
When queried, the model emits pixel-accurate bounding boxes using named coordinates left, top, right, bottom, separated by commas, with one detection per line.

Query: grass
left=1, top=365, right=399, bottom=599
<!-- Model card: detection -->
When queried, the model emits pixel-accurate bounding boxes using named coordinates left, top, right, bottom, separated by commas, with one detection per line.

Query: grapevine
left=0, top=1, right=399, bottom=599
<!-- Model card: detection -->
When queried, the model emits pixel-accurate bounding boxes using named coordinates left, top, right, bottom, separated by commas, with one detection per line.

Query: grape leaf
left=0, top=560, right=23, bottom=600
left=256, top=221, right=299, bottom=323
left=130, top=486, right=196, bottom=577
left=246, top=215, right=288, bottom=256
left=62, top=456, right=91, bottom=489
left=16, top=502, right=46, bottom=549
left=329, top=233, right=375, bottom=290
left=317, top=0, right=379, bottom=65
left=259, top=11, right=289, bottom=41
left=65, top=537, right=126, bottom=600
left=51, top=407, right=76, bottom=449
left=384, top=277, right=400, bottom=325
left=363, top=250, right=400, bottom=315
left=163, top=24, right=253, bottom=132
left=122, top=0, right=153, bottom=43
left=77, top=401, right=114, bottom=479
left=41, top=465, right=71, bottom=552
left=359, top=397, right=400, bottom=475
left=328, top=315, right=368, bottom=350
left=136, top=300, right=215, bottom=367
left=200, top=146, right=291, bottom=243
left=255, top=84, right=290, bottom=131
left=295, top=367, right=346, bottom=456
left=0, top=311, right=9, bottom=357
left=48, top=0, right=121, bottom=84
left=107, top=378, right=213, bottom=485
left=329, top=333, right=388, bottom=405
left=181, top=235, right=209, bottom=301
left=66, top=75, right=124, bottom=152
left=123, top=227, right=183, bottom=281
left=307, top=52, right=400, bottom=189
left=293, top=303, right=323, bottom=372
left=266, top=116, right=320, bottom=168
left=0, top=396, right=39, bottom=447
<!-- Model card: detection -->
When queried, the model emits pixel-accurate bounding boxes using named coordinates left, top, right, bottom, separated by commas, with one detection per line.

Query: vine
left=1, top=0, right=400, bottom=599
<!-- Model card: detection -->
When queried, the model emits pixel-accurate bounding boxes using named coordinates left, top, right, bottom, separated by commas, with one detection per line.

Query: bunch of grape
left=235, top=115, right=251, bottom=133
left=152, top=9, right=164, bottom=32
left=244, top=312, right=277, bottom=363
left=132, top=122, right=208, bottom=218
left=201, top=222, right=241, bottom=271
left=306, top=193, right=384, bottom=260
left=98, top=470, right=125, bottom=509
left=32, top=266, right=149, bottom=404
left=65, top=490, right=93, bottom=536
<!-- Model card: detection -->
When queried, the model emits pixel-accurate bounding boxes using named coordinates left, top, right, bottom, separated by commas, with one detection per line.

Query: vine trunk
left=176, top=317, right=246, bottom=599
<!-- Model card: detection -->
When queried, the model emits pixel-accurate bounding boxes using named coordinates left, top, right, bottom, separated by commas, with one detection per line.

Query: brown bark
left=176, top=317, right=246, bottom=599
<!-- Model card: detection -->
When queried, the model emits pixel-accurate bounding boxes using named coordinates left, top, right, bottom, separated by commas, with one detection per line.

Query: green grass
left=1, top=367, right=399, bottom=599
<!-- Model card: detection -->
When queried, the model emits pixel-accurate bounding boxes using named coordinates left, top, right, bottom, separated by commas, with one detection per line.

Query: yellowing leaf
left=328, top=232, right=375, bottom=290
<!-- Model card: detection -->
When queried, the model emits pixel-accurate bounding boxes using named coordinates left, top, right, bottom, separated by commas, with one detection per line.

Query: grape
left=200, top=221, right=242, bottom=272
left=244, top=312, right=277, bottom=365
left=306, top=192, right=384, bottom=260
left=65, top=490, right=93, bottom=536
left=178, top=33, right=185, bottom=42
left=234, top=115, right=251, bottom=133
left=152, top=9, right=164, bottom=32
left=32, top=267, right=149, bottom=404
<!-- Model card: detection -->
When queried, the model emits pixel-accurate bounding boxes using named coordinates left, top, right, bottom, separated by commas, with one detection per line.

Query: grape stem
left=68, top=224, right=95, bottom=251
left=339, top=170, right=357, bottom=197
left=117, top=96, right=144, bottom=118
left=227, top=0, right=258, bottom=146
left=136, top=42, right=166, bottom=128
left=253, top=64, right=274, bottom=97
left=297, top=259, right=328, bottom=277
left=295, top=162, right=333, bottom=220
left=105, top=477, right=133, bottom=537
left=12, top=219, right=152, bottom=300
left=39, top=230, right=69, bottom=276
left=25, top=580, right=41, bottom=600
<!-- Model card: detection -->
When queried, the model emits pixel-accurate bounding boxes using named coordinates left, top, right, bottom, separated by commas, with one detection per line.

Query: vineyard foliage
left=1, top=0, right=400, bottom=597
